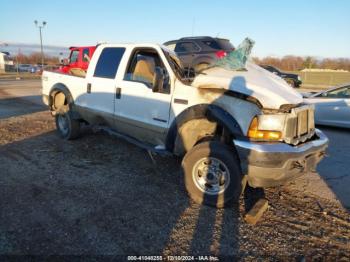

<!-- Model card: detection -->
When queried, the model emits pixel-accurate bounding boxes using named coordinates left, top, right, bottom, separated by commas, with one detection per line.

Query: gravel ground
left=0, top=82, right=349, bottom=261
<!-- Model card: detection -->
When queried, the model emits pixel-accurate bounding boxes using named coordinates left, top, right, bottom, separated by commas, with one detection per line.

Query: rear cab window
left=93, top=47, right=126, bottom=79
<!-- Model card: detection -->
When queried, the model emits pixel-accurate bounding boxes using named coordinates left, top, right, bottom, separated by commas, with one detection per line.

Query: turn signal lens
left=248, top=117, right=282, bottom=141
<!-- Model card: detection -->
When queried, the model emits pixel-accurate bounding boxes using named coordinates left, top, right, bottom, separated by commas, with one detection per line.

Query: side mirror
left=152, top=67, right=165, bottom=93
left=61, top=58, right=69, bottom=66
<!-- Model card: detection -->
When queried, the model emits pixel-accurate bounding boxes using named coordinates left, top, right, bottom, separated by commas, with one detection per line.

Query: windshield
left=211, top=37, right=255, bottom=71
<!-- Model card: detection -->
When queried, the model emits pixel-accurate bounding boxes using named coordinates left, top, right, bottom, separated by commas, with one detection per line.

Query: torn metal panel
left=191, top=62, right=303, bottom=110
left=190, top=37, right=303, bottom=110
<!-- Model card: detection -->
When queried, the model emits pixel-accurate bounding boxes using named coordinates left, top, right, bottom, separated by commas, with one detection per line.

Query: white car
left=304, top=83, right=350, bottom=128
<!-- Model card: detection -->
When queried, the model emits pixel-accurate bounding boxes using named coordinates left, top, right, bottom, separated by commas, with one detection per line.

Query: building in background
left=0, top=52, right=14, bottom=73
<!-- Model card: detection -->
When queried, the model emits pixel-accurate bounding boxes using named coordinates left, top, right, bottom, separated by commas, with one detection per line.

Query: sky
left=1, top=0, right=349, bottom=58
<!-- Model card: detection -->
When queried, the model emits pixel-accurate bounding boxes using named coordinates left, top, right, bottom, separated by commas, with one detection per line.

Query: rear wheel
left=55, top=112, right=80, bottom=140
left=182, top=141, right=243, bottom=208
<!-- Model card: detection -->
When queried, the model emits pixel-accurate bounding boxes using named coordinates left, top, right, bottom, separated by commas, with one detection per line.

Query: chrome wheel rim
left=57, top=114, right=69, bottom=135
left=192, top=157, right=230, bottom=195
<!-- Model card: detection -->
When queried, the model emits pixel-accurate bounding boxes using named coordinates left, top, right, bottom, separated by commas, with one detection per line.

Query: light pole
left=34, top=20, right=46, bottom=67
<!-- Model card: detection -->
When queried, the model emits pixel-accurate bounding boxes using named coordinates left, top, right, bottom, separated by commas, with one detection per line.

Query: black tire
left=55, top=112, right=80, bottom=140
left=182, top=141, right=243, bottom=208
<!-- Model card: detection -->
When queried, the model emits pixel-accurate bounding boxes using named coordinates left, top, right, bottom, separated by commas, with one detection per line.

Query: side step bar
left=96, top=126, right=172, bottom=156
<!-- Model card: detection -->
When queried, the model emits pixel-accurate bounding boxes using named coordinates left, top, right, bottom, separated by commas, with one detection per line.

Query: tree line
left=253, top=56, right=350, bottom=72
left=12, top=52, right=350, bottom=71
left=13, top=52, right=60, bottom=65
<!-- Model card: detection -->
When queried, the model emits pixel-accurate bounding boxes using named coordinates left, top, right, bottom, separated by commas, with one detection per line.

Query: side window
left=124, top=50, right=169, bottom=91
left=82, top=48, right=90, bottom=62
left=175, top=42, right=200, bottom=53
left=70, top=50, right=79, bottom=63
left=202, top=40, right=221, bottom=50
left=321, top=86, right=350, bottom=98
left=93, top=47, right=125, bottom=79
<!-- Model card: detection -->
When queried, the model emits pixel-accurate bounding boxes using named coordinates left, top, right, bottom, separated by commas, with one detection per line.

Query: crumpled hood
left=191, top=62, right=303, bottom=109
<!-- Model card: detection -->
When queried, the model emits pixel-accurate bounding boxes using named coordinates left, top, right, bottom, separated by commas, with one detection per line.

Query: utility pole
left=34, top=20, right=47, bottom=68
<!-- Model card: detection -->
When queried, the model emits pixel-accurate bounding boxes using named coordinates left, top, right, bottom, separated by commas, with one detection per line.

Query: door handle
left=87, top=83, right=91, bottom=93
left=116, top=87, right=121, bottom=99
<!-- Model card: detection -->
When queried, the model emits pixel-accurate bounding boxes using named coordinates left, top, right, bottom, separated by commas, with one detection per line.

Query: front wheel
left=55, top=112, right=80, bottom=140
left=182, top=141, right=243, bottom=208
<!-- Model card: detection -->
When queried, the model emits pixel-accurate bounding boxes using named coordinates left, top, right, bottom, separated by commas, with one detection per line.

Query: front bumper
left=234, top=129, right=328, bottom=188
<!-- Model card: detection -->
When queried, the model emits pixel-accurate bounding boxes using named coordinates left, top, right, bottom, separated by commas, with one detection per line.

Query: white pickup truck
left=42, top=42, right=328, bottom=207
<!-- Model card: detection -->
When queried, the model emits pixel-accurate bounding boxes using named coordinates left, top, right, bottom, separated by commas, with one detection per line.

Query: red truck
left=59, top=46, right=96, bottom=75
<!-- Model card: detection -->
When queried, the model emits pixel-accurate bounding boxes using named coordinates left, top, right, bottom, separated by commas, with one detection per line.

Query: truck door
left=114, top=48, right=172, bottom=145
left=83, top=47, right=126, bottom=127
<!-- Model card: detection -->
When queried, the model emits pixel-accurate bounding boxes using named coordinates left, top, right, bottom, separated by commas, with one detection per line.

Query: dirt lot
left=0, top=80, right=349, bottom=260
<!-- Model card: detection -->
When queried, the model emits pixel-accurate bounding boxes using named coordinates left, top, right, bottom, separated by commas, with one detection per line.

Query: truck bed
left=42, top=70, right=87, bottom=103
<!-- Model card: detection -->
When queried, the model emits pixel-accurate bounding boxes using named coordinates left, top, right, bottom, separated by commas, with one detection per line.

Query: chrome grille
left=284, top=105, right=315, bottom=145
left=297, top=110, right=308, bottom=136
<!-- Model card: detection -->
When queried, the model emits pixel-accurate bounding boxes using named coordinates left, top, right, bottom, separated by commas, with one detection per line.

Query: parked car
left=304, top=83, right=350, bottom=128
left=17, top=64, right=35, bottom=73
left=42, top=42, right=328, bottom=208
left=261, top=65, right=302, bottom=88
left=163, top=36, right=234, bottom=72
left=59, top=46, right=96, bottom=76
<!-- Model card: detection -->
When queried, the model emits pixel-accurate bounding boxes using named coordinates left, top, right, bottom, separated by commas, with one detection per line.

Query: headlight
left=248, top=117, right=282, bottom=141
left=297, top=75, right=301, bottom=81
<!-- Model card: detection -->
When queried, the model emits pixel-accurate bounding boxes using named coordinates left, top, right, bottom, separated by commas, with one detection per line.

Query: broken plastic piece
left=212, top=37, right=255, bottom=71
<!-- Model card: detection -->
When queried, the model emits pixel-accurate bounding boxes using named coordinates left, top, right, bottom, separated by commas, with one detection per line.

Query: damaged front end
left=189, top=37, right=328, bottom=187
left=250, top=104, right=316, bottom=145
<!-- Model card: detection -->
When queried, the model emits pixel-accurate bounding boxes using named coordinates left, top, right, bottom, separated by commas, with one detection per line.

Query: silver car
left=304, top=83, right=350, bottom=128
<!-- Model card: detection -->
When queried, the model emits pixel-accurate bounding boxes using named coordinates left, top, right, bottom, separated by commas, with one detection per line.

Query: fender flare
left=165, top=104, right=244, bottom=153
left=49, top=83, right=81, bottom=119
left=49, top=83, right=74, bottom=106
